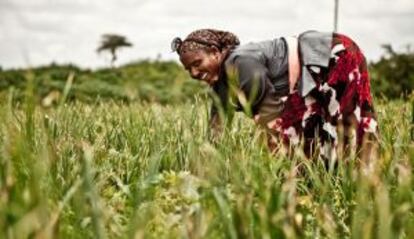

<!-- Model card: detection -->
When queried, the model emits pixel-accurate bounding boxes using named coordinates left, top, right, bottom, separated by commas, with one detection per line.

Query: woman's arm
left=226, top=55, right=268, bottom=116
left=208, top=107, right=223, bottom=141
left=208, top=99, right=235, bottom=142
left=208, top=55, right=270, bottom=141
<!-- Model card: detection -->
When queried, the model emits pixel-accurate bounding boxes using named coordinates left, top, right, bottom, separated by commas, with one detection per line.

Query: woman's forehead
left=180, top=50, right=206, bottom=63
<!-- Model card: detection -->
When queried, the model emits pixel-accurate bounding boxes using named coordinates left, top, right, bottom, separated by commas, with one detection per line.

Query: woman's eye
left=193, top=60, right=201, bottom=67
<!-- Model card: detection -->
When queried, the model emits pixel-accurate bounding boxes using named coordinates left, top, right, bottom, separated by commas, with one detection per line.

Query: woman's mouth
left=200, top=72, right=208, bottom=81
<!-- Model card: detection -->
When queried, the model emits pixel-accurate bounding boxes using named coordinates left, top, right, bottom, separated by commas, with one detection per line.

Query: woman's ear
left=208, top=46, right=222, bottom=61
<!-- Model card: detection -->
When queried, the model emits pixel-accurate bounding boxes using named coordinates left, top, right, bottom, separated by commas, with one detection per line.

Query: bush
left=370, top=45, right=414, bottom=99
left=0, top=60, right=205, bottom=105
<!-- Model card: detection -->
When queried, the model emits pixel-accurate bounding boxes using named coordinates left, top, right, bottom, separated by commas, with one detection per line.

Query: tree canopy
left=97, top=34, right=133, bottom=67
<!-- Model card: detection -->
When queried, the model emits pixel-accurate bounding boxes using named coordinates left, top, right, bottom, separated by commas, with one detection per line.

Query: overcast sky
left=1, top=0, right=413, bottom=69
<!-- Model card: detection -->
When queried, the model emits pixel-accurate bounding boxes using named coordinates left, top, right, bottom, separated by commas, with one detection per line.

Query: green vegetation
left=0, top=91, right=413, bottom=238
left=0, top=47, right=413, bottom=238
left=0, top=60, right=205, bottom=106
left=369, top=45, right=414, bottom=99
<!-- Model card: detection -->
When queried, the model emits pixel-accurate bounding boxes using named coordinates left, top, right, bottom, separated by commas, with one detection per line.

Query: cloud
left=0, top=0, right=413, bottom=68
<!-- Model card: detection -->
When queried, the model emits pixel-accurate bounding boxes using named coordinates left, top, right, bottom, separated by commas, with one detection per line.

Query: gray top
left=211, top=31, right=333, bottom=120
left=298, top=30, right=333, bottom=96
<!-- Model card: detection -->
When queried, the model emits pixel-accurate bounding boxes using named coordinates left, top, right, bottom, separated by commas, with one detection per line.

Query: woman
left=171, top=29, right=378, bottom=160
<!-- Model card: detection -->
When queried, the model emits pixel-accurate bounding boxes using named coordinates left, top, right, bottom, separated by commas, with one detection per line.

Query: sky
left=0, top=0, right=413, bottom=69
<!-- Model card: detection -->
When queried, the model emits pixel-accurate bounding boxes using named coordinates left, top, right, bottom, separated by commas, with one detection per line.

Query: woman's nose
left=190, top=67, right=199, bottom=78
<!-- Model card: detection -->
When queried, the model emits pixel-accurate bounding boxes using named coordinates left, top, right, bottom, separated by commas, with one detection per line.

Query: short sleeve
left=226, top=55, right=268, bottom=113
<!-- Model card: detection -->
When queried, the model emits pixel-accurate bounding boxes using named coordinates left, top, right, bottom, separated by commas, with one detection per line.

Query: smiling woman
left=171, top=29, right=240, bottom=85
left=172, top=28, right=378, bottom=162
left=180, top=49, right=220, bottom=85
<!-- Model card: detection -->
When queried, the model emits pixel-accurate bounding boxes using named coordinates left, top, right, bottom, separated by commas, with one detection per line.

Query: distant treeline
left=369, top=45, right=414, bottom=99
left=0, top=60, right=206, bottom=106
left=0, top=46, right=413, bottom=105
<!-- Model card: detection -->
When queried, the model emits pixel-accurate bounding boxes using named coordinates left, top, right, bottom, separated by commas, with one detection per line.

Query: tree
left=370, top=44, right=414, bottom=98
left=97, top=34, right=133, bottom=67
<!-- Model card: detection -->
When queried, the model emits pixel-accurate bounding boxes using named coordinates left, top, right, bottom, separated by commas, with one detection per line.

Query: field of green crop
left=0, top=87, right=413, bottom=238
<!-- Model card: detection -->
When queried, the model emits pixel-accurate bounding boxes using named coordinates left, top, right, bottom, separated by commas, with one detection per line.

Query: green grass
left=0, top=90, right=413, bottom=238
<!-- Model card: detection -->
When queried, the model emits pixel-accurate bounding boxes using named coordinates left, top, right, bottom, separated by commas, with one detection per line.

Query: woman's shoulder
left=227, top=38, right=287, bottom=64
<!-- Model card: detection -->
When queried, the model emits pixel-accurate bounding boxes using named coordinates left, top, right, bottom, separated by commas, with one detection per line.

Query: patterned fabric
left=258, top=33, right=378, bottom=158
left=297, top=31, right=333, bottom=96
left=171, top=29, right=240, bottom=55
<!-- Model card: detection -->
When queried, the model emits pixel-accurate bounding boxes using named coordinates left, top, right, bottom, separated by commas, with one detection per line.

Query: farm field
left=1, top=0, right=414, bottom=238
left=0, top=95, right=413, bottom=238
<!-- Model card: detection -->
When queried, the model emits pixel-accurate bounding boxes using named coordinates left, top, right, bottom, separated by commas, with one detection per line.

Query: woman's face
left=179, top=48, right=222, bottom=85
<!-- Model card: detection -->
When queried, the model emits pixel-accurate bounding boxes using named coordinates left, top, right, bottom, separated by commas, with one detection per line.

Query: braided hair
left=171, top=29, right=240, bottom=55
